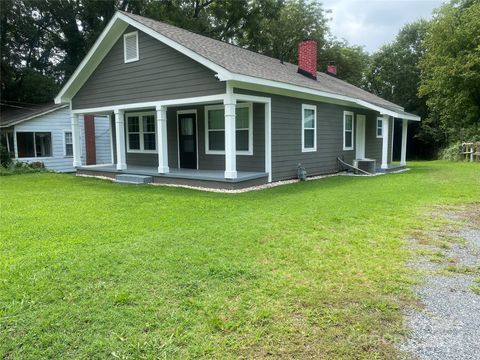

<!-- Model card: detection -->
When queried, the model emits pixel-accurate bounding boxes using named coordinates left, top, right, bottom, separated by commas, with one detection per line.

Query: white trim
left=123, top=31, right=139, bottom=63
left=232, top=91, right=272, bottom=183
left=0, top=105, right=69, bottom=129
left=355, top=114, right=366, bottom=159
left=381, top=115, right=390, bottom=169
left=343, top=111, right=354, bottom=151
left=116, top=12, right=231, bottom=79
left=228, top=78, right=421, bottom=121
left=70, top=94, right=226, bottom=114
left=400, top=119, right=408, bottom=166
left=390, top=117, right=395, bottom=163
left=301, top=104, right=317, bottom=152
left=125, top=111, right=157, bottom=153
left=13, top=127, right=18, bottom=159
left=376, top=117, right=383, bottom=138
left=264, top=101, right=272, bottom=183
left=176, top=109, right=199, bottom=169
left=55, top=14, right=128, bottom=104
left=14, top=130, right=53, bottom=159
left=204, top=103, right=253, bottom=156
left=63, top=130, right=73, bottom=157
left=55, top=11, right=420, bottom=123
left=108, top=114, right=115, bottom=164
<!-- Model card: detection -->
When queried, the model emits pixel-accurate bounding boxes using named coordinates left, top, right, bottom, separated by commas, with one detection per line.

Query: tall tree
left=363, top=20, right=441, bottom=157
left=419, top=0, right=480, bottom=142
left=318, top=39, right=369, bottom=87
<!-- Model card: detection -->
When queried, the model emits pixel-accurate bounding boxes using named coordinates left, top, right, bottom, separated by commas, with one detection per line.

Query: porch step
left=115, top=174, right=153, bottom=184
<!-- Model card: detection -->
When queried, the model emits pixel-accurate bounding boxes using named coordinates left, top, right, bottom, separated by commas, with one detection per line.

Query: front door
left=178, top=113, right=197, bottom=169
left=356, top=114, right=366, bottom=159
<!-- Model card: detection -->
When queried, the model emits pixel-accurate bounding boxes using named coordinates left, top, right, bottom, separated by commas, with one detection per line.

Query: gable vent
left=124, top=31, right=139, bottom=63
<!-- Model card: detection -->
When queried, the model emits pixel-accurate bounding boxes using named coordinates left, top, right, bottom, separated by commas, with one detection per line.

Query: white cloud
left=321, top=0, right=445, bottom=52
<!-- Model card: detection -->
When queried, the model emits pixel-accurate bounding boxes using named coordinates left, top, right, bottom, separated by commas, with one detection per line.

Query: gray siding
left=122, top=104, right=265, bottom=171
left=234, top=88, right=389, bottom=181
left=72, top=26, right=225, bottom=109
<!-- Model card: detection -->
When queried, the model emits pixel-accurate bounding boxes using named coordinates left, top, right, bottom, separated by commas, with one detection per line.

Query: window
left=205, top=103, right=253, bottom=155
left=65, top=131, right=73, bottom=157
left=16, top=132, right=52, bottom=158
left=343, top=111, right=354, bottom=150
left=302, top=104, right=317, bottom=152
left=123, top=31, right=139, bottom=63
left=126, top=112, right=156, bottom=152
left=376, top=117, right=383, bottom=138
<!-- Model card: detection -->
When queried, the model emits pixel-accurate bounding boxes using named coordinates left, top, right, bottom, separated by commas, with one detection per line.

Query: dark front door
left=178, top=113, right=197, bottom=169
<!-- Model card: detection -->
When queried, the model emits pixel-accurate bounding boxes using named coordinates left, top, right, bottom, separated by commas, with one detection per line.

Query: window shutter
left=124, top=32, right=138, bottom=62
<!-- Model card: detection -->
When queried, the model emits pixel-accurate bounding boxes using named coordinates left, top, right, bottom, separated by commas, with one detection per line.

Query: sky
left=321, top=0, right=445, bottom=53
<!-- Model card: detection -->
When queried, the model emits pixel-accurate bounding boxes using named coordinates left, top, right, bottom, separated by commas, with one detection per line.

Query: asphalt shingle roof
left=121, top=11, right=405, bottom=113
left=0, top=102, right=67, bottom=128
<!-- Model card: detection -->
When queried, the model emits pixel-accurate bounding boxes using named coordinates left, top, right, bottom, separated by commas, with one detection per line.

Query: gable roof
left=55, top=11, right=420, bottom=121
left=0, top=102, right=68, bottom=128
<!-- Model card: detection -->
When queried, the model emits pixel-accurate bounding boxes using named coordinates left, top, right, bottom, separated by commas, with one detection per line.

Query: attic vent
left=123, top=31, right=139, bottom=63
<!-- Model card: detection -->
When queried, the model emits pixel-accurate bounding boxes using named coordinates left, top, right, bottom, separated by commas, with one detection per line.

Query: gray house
left=55, top=11, right=420, bottom=189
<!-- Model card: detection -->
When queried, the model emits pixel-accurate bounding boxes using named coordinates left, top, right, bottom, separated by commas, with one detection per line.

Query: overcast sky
left=321, top=0, right=445, bottom=53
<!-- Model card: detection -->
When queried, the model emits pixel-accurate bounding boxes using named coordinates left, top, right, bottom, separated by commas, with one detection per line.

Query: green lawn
left=1, top=161, right=479, bottom=359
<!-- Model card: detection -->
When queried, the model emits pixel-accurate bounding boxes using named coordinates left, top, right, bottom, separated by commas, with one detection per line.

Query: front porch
left=70, top=88, right=272, bottom=189
left=77, top=165, right=268, bottom=190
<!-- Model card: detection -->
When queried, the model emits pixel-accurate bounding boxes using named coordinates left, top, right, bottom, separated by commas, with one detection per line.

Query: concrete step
left=115, top=174, right=153, bottom=184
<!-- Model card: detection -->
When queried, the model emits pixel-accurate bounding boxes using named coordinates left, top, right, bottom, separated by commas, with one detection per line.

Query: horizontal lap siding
left=124, top=104, right=265, bottom=172
left=197, top=103, right=265, bottom=172
left=234, top=88, right=385, bottom=181
left=13, top=108, right=111, bottom=172
left=71, top=26, right=224, bottom=109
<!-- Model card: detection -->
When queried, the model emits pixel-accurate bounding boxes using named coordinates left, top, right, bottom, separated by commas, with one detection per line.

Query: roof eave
left=0, top=104, right=69, bottom=128
left=229, top=75, right=421, bottom=121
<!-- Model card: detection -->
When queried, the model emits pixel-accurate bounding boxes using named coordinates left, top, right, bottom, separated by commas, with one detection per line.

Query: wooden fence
left=462, top=142, right=480, bottom=162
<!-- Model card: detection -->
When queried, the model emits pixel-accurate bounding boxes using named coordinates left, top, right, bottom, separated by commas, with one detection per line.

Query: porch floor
left=376, top=163, right=407, bottom=173
left=77, top=164, right=268, bottom=183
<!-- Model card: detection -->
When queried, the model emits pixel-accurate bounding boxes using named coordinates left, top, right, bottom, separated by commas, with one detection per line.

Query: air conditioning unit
left=353, top=159, right=376, bottom=174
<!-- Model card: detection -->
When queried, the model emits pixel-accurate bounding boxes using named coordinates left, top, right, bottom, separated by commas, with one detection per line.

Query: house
left=54, top=11, right=420, bottom=189
left=0, top=102, right=112, bottom=172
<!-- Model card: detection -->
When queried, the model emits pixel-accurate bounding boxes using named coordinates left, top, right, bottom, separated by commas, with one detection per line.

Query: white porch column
left=224, top=88, right=237, bottom=179
left=114, top=109, right=127, bottom=170
left=381, top=114, right=390, bottom=169
left=400, top=119, right=408, bottom=166
left=70, top=113, right=81, bottom=167
left=156, top=105, right=169, bottom=174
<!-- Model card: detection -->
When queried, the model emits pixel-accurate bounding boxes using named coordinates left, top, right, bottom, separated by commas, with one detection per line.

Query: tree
left=363, top=20, right=441, bottom=157
left=419, top=0, right=480, bottom=142
left=318, top=39, right=369, bottom=87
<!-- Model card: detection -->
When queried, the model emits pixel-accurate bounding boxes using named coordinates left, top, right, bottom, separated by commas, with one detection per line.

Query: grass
left=0, top=161, right=479, bottom=359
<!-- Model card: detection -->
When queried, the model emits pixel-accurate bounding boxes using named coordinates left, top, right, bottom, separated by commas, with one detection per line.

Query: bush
left=439, top=141, right=463, bottom=161
left=0, top=143, right=12, bottom=167
left=0, top=161, right=48, bottom=176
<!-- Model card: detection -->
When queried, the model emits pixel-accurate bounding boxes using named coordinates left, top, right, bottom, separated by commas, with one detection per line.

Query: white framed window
left=343, top=111, right=354, bottom=150
left=126, top=112, right=157, bottom=153
left=302, top=104, right=317, bottom=152
left=204, top=103, right=253, bottom=155
left=16, top=131, right=52, bottom=158
left=376, top=117, right=383, bottom=138
left=123, top=31, right=139, bottom=63
left=64, top=131, right=73, bottom=157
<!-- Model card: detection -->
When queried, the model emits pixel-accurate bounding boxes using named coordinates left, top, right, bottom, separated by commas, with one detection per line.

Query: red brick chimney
left=297, top=40, right=317, bottom=80
left=327, top=61, right=337, bottom=76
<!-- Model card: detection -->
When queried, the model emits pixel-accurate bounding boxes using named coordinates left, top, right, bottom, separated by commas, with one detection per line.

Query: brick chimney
left=327, top=61, right=337, bottom=76
left=297, top=40, right=317, bottom=80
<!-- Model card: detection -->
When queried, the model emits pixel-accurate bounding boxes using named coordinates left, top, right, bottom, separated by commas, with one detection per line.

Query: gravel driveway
left=400, top=205, right=480, bottom=360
